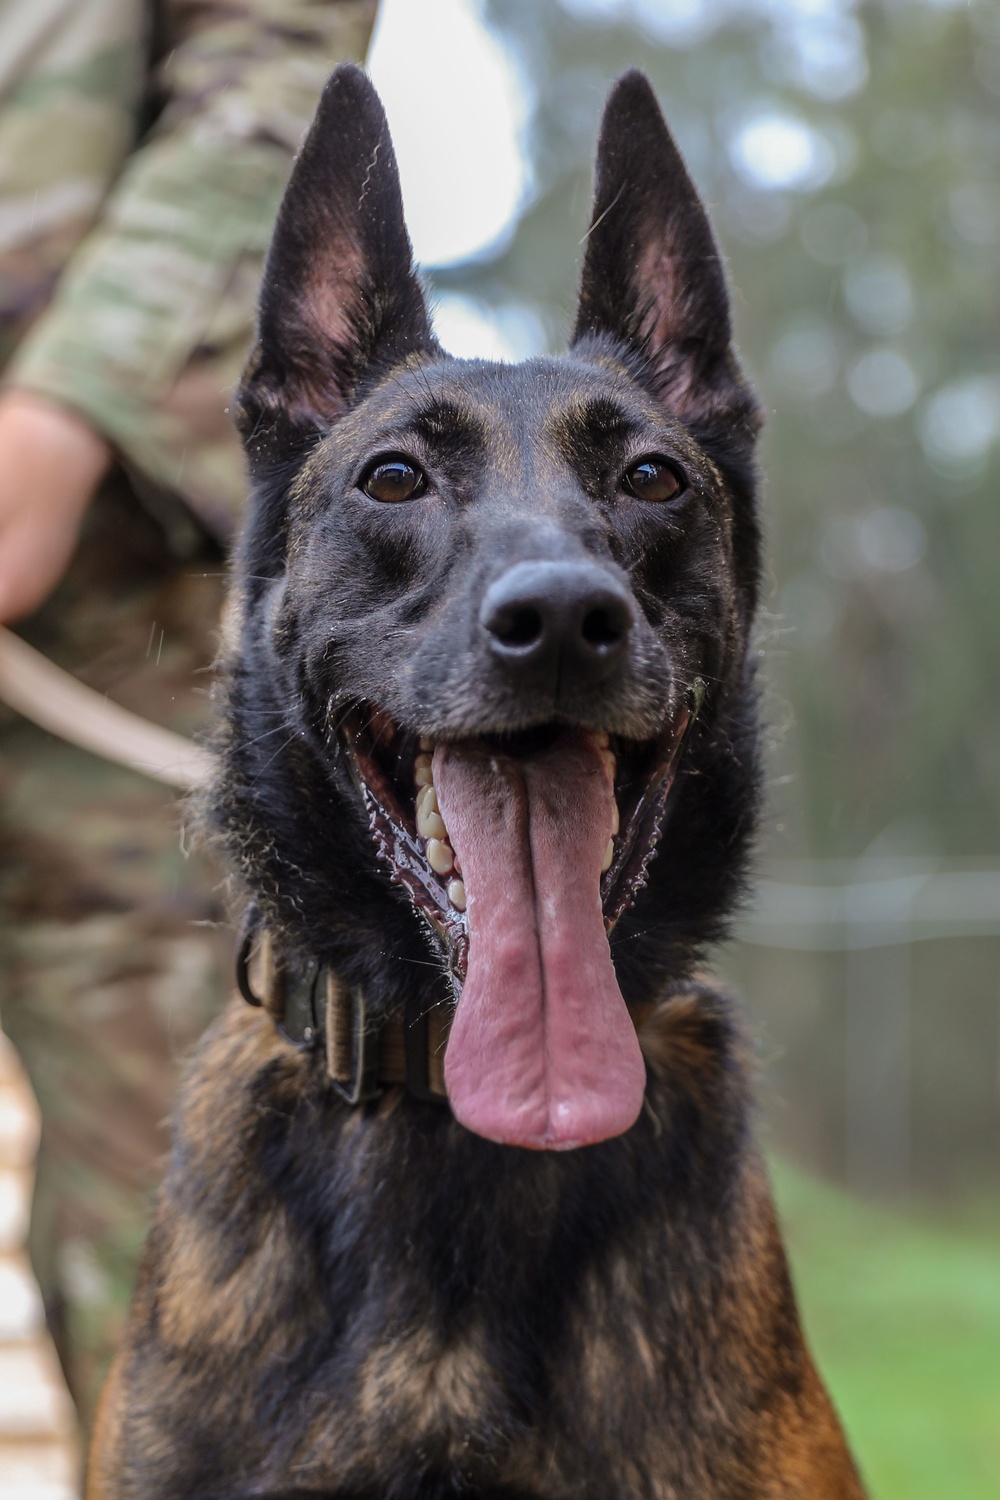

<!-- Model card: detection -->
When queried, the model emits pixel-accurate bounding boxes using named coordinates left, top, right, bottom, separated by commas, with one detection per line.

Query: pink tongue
left=433, top=734, right=646, bottom=1150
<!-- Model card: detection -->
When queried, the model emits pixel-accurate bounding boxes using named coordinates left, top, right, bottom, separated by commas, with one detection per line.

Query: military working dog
left=88, top=65, right=867, bottom=1500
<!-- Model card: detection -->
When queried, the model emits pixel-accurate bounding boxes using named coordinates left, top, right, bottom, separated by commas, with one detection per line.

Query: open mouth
left=341, top=696, right=697, bottom=1150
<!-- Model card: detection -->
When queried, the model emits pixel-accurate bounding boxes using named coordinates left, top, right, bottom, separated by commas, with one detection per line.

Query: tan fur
left=359, top=1329, right=495, bottom=1439
left=86, top=1353, right=125, bottom=1500
left=157, top=1210, right=297, bottom=1351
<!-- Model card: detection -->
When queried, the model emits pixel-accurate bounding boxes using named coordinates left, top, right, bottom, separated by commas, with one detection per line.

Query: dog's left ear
left=573, top=72, right=743, bottom=427
left=238, top=64, right=436, bottom=444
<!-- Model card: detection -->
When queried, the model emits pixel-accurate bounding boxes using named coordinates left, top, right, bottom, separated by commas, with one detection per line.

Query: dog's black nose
left=480, top=561, right=634, bottom=684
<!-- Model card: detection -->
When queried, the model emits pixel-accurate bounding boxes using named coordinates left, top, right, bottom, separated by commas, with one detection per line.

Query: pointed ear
left=573, top=72, right=749, bottom=429
left=238, top=65, right=437, bottom=443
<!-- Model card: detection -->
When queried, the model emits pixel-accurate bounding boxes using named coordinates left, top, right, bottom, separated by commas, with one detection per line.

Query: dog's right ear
left=237, top=65, right=436, bottom=447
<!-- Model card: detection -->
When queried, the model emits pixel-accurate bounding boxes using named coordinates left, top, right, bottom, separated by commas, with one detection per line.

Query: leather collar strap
left=236, top=927, right=449, bottom=1106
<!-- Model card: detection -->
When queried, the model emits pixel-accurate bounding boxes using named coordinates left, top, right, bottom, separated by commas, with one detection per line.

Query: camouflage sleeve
left=4, top=1, right=377, bottom=540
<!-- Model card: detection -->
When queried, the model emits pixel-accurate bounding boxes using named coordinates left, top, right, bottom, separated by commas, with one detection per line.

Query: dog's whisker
left=231, top=721, right=295, bottom=754
left=247, top=729, right=300, bottom=779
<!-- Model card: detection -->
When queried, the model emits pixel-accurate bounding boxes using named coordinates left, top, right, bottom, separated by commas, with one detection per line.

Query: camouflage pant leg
left=0, top=0, right=144, bottom=365
left=0, top=480, right=232, bottom=1423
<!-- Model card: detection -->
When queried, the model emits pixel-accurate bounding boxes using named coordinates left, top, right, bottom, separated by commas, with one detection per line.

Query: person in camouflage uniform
left=0, top=0, right=377, bottom=1422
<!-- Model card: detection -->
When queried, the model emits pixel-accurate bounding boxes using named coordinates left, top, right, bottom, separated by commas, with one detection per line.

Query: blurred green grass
left=773, top=1164, right=1000, bottom=1499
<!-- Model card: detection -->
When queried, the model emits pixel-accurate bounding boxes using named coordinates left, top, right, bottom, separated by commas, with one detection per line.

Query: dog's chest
left=168, top=1157, right=684, bottom=1492
left=281, top=1319, right=683, bottom=1500
left=264, top=1226, right=709, bottom=1500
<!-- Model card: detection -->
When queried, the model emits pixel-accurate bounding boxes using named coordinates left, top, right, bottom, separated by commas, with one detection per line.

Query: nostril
left=480, top=562, right=634, bottom=675
left=582, top=606, right=624, bottom=650
left=491, top=604, right=544, bottom=650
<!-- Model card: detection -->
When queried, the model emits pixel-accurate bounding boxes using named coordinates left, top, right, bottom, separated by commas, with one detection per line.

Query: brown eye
left=361, top=457, right=426, bottom=503
left=622, top=458, right=683, bottom=503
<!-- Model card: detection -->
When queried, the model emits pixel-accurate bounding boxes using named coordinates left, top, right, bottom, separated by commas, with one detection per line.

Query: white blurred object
left=846, top=347, right=918, bottom=418
left=920, top=376, right=1000, bottom=472
left=368, top=0, right=532, bottom=267
left=0, top=1261, right=44, bottom=1343
left=433, top=294, right=547, bottom=361
left=0, top=1035, right=80, bottom=1496
left=842, top=254, right=913, bottom=337
left=0, top=1176, right=30, bottom=1256
left=769, top=320, right=840, bottom=398
left=730, top=111, right=836, bottom=192
left=819, top=507, right=926, bottom=581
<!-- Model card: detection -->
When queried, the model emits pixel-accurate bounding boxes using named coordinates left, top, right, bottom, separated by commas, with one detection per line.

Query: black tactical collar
left=236, top=918, right=449, bottom=1106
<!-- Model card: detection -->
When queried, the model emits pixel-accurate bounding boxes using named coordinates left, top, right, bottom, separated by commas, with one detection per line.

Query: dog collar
left=236, top=924, right=450, bottom=1106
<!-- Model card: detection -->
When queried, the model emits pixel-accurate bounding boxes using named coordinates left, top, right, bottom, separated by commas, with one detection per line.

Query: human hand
left=0, top=390, right=111, bottom=622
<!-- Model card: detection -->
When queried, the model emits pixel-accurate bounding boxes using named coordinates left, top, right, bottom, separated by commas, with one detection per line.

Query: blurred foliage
left=774, top=1161, right=1000, bottom=1498
left=442, top=0, right=1000, bottom=861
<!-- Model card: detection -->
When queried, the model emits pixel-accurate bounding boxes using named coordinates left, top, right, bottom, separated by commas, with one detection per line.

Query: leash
left=0, top=625, right=211, bottom=789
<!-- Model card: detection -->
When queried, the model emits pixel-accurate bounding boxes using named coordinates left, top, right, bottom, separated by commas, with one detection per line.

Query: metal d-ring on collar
left=235, top=905, right=264, bottom=1009
left=236, top=915, right=324, bottom=1047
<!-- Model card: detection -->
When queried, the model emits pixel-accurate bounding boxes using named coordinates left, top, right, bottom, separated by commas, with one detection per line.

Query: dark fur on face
left=214, top=68, right=763, bottom=1016
left=88, top=68, right=866, bottom=1500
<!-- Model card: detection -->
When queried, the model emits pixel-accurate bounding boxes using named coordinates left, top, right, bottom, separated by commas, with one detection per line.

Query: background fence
left=724, top=861, right=1000, bottom=1199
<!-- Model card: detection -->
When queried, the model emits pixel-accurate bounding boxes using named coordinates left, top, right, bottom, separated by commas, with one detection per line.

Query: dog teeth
left=416, top=796, right=446, bottom=841
left=600, top=748, right=616, bottom=776
left=413, top=777, right=457, bottom=879
left=417, top=784, right=439, bottom=816
left=419, top=811, right=447, bottom=842
left=447, top=878, right=466, bottom=911
left=594, top=731, right=611, bottom=748
left=602, top=839, right=614, bottom=873
left=419, top=736, right=435, bottom=752
left=415, top=783, right=443, bottom=829
left=427, top=838, right=453, bottom=875
left=611, top=801, right=620, bottom=836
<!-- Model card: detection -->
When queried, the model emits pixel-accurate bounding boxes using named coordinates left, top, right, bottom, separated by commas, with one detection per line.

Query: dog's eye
left=622, top=458, right=684, bottom=503
left=360, top=457, right=427, bottom=503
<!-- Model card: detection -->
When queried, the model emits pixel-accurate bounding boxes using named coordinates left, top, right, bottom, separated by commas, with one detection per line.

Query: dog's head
left=219, top=66, right=762, bottom=1150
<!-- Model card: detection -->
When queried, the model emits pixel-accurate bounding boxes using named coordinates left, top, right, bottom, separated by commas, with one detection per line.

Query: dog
left=87, top=65, right=867, bottom=1500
